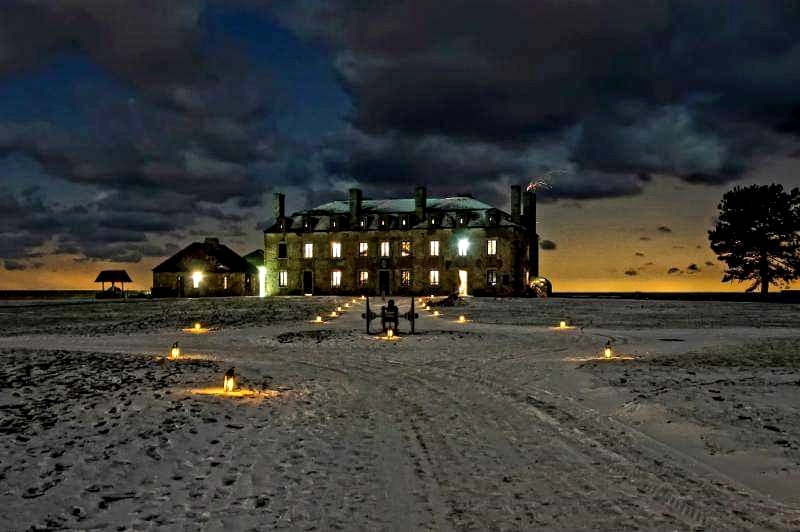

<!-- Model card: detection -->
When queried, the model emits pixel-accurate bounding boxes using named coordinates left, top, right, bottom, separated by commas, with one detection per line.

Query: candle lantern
left=315, top=315, right=323, bottom=323
left=559, top=320, right=567, bottom=329
left=170, top=342, right=180, bottom=359
left=223, top=367, right=236, bottom=392
left=603, top=341, right=613, bottom=359
left=194, top=322, right=201, bottom=331
left=387, top=329, right=394, bottom=339
left=330, top=311, right=338, bottom=318
left=458, top=315, right=466, bottom=323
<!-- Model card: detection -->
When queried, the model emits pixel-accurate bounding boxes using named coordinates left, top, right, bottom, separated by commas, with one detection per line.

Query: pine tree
left=708, top=184, right=800, bottom=295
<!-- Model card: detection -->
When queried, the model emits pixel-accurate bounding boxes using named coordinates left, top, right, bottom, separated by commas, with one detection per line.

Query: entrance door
left=458, top=270, right=468, bottom=296
left=379, top=270, right=390, bottom=296
left=303, top=271, right=313, bottom=295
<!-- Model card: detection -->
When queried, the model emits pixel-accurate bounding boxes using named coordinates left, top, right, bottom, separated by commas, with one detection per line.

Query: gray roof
left=307, top=197, right=496, bottom=215
left=267, top=194, right=522, bottom=233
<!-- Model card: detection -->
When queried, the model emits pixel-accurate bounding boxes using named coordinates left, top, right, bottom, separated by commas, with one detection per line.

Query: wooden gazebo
left=95, top=270, right=133, bottom=298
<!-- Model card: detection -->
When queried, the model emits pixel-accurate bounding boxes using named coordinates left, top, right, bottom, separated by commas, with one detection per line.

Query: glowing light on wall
left=192, top=271, right=203, bottom=289
left=458, top=238, right=469, bottom=256
left=258, top=266, right=267, bottom=298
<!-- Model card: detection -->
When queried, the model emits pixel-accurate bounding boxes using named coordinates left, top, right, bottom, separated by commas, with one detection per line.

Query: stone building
left=262, top=186, right=541, bottom=297
left=152, top=237, right=257, bottom=297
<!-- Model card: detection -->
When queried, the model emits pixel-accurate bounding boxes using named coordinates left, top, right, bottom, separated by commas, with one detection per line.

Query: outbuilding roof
left=94, top=270, right=133, bottom=283
left=152, top=238, right=256, bottom=274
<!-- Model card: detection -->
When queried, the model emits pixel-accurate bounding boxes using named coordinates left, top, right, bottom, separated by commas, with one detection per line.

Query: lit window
left=331, top=242, right=341, bottom=258
left=400, top=270, right=411, bottom=287
left=223, top=275, right=228, bottom=290
left=487, top=239, right=497, bottom=256
left=429, top=270, right=440, bottom=286
left=331, top=270, right=342, bottom=288
left=278, top=241, right=287, bottom=259
left=380, top=241, right=390, bottom=257
left=192, top=271, right=203, bottom=289
left=331, top=217, right=338, bottom=230
left=278, top=270, right=288, bottom=287
left=400, top=216, right=408, bottom=228
left=360, top=216, right=368, bottom=229
left=458, top=238, right=469, bottom=256
left=359, top=242, right=369, bottom=257
left=400, top=241, right=412, bottom=256
left=429, top=240, right=440, bottom=256
left=430, top=216, right=437, bottom=227
left=358, top=270, right=369, bottom=287
left=304, top=243, right=314, bottom=258
left=486, top=270, right=497, bottom=287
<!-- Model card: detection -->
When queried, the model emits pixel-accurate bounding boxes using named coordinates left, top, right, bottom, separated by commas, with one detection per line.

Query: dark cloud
left=3, top=260, right=29, bottom=271
left=705, top=260, right=715, bottom=267
left=658, top=226, right=672, bottom=233
left=539, top=240, right=557, bottom=251
left=687, top=263, right=700, bottom=273
left=634, top=252, right=645, bottom=257
left=667, top=267, right=681, bottom=275
left=624, top=269, right=638, bottom=276
left=280, top=0, right=800, bottom=188
left=639, top=236, right=651, bottom=241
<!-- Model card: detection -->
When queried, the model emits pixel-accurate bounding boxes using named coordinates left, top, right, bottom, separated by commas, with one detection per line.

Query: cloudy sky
left=1, top=0, right=800, bottom=292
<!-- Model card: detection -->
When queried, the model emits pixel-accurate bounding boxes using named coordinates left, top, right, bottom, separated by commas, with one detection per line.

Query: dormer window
left=379, top=217, right=387, bottom=229
left=279, top=220, right=286, bottom=231
left=429, top=215, right=437, bottom=227
left=360, top=216, right=368, bottom=230
left=331, top=217, right=338, bottom=230
left=303, top=217, right=311, bottom=231
left=458, top=214, right=468, bottom=227
left=487, top=211, right=498, bottom=226
left=400, top=215, right=409, bottom=229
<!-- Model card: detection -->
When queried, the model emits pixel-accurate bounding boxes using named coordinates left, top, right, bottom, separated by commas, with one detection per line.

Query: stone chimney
left=415, top=186, right=427, bottom=221
left=510, top=185, right=521, bottom=224
left=272, top=192, right=285, bottom=220
left=349, top=188, right=362, bottom=225
left=204, top=237, right=220, bottom=245
left=523, top=190, right=539, bottom=277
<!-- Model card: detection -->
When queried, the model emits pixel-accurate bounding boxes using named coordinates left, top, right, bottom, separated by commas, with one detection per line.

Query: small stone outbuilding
left=151, top=238, right=257, bottom=297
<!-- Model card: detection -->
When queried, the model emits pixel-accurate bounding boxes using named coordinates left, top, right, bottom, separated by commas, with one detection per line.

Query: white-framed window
left=303, top=242, right=314, bottom=258
left=331, top=241, right=342, bottom=258
left=358, top=270, right=369, bottom=287
left=429, top=270, right=440, bottom=286
left=400, top=241, right=411, bottom=257
left=487, top=239, right=497, bottom=256
left=380, top=241, right=391, bottom=257
left=457, top=238, right=469, bottom=256
left=429, top=240, right=440, bottom=256
left=359, top=242, right=369, bottom=257
left=331, top=270, right=342, bottom=288
left=400, top=270, right=411, bottom=287
left=486, top=270, right=497, bottom=287
left=278, top=270, right=288, bottom=287
left=192, top=271, right=202, bottom=289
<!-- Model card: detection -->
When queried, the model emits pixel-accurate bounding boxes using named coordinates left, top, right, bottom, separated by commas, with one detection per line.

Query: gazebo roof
left=94, top=270, right=133, bottom=283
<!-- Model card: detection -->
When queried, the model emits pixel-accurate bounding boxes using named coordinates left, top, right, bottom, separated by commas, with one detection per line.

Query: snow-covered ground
left=1, top=296, right=799, bottom=530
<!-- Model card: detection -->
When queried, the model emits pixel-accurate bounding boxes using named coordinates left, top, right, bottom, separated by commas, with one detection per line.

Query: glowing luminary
left=458, top=315, right=466, bottom=323
left=361, top=295, right=366, bottom=300
left=330, top=311, right=338, bottom=318
left=559, top=320, right=567, bottom=329
left=603, top=344, right=613, bottom=359
left=352, top=298, right=357, bottom=303
left=424, top=305, right=430, bottom=311
left=345, top=303, right=351, bottom=308
left=315, top=315, right=323, bottom=323
left=170, top=342, right=180, bottom=359
left=194, top=322, right=201, bottom=331
left=433, top=310, right=440, bottom=317
left=223, top=367, right=236, bottom=393
left=387, top=329, right=394, bottom=339
left=337, top=306, right=343, bottom=312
